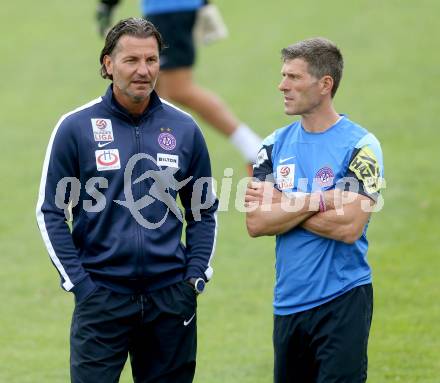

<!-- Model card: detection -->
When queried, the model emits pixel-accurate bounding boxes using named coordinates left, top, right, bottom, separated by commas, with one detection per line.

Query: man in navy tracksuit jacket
left=36, top=18, right=218, bottom=382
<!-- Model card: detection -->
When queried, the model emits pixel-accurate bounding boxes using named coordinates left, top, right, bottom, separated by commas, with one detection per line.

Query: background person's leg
left=157, top=68, right=239, bottom=136
left=157, top=68, right=262, bottom=164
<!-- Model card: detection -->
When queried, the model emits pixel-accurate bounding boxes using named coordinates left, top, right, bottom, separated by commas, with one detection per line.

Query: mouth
left=132, top=80, right=150, bottom=86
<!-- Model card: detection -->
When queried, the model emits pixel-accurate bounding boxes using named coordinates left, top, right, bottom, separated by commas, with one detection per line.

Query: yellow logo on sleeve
left=349, top=146, right=381, bottom=194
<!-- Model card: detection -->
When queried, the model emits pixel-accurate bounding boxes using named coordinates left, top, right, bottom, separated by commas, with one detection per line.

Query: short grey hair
left=281, top=38, right=343, bottom=97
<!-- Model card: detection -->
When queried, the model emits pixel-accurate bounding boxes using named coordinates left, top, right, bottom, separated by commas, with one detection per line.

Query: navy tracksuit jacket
left=36, top=86, right=218, bottom=301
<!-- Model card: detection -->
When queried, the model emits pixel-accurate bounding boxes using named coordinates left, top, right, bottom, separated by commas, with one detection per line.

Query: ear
left=103, top=55, right=113, bottom=76
left=320, top=75, right=334, bottom=96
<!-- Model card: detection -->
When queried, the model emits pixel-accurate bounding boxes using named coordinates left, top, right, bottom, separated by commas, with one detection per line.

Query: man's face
left=278, top=58, right=323, bottom=116
left=104, top=35, right=160, bottom=107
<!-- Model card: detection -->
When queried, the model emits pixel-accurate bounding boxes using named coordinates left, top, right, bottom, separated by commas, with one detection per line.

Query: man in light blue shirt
left=246, top=37, right=384, bottom=382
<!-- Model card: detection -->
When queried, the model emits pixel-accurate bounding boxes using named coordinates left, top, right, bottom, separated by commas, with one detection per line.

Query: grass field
left=1, top=0, right=439, bottom=382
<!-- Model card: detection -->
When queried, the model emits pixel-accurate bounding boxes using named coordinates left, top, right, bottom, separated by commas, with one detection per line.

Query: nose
left=137, top=61, right=150, bottom=77
left=278, top=77, right=287, bottom=92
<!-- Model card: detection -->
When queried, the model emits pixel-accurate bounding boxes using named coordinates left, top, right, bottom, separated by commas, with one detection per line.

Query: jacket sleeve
left=179, top=125, right=219, bottom=281
left=35, top=115, right=96, bottom=301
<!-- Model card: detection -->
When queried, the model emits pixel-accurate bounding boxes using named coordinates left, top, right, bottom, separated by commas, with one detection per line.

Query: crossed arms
left=245, top=182, right=374, bottom=244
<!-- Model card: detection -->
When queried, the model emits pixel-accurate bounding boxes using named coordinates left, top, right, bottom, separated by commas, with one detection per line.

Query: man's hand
left=322, top=188, right=343, bottom=211
left=245, top=181, right=281, bottom=208
left=245, top=181, right=318, bottom=237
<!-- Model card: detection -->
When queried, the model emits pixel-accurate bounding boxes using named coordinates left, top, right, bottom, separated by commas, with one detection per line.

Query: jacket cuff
left=184, top=265, right=206, bottom=281
left=71, top=275, right=97, bottom=302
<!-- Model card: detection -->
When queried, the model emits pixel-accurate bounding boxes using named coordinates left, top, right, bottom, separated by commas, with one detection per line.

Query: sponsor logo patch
left=158, top=132, right=176, bottom=151
left=315, top=166, right=334, bottom=187
left=157, top=153, right=179, bottom=168
left=91, top=118, right=114, bottom=142
left=349, top=146, right=380, bottom=194
left=277, top=164, right=295, bottom=190
left=95, top=149, right=121, bottom=171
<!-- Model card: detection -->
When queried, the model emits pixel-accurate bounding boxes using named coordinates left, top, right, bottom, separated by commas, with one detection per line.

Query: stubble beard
left=128, top=78, right=157, bottom=104
left=126, top=86, right=151, bottom=104
left=286, top=97, right=321, bottom=117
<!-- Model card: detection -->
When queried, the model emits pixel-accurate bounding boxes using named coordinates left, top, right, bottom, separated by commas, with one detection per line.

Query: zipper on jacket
left=134, top=126, right=143, bottom=279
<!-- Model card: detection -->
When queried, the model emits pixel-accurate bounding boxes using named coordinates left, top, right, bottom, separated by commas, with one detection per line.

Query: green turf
left=1, top=0, right=439, bottom=381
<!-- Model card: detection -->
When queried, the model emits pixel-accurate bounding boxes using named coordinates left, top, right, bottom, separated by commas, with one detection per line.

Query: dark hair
left=99, top=17, right=164, bottom=80
left=281, top=38, right=343, bottom=97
